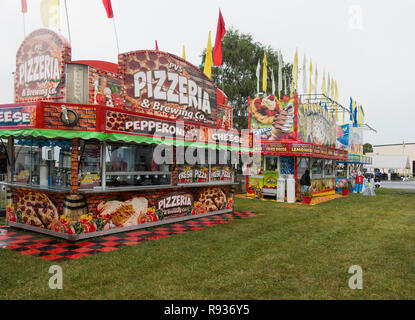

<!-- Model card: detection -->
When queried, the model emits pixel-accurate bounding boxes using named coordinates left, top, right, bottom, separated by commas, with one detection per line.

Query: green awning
left=0, top=128, right=251, bottom=152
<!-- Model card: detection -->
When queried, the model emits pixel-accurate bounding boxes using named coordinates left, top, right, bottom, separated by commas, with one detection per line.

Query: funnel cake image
left=269, top=101, right=294, bottom=140
left=312, top=118, right=328, bottom=145
left=249, top=96, right=280, bottom=124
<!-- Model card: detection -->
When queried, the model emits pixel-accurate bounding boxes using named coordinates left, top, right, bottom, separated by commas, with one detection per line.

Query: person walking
left=300, top=169, right=311, bottom=193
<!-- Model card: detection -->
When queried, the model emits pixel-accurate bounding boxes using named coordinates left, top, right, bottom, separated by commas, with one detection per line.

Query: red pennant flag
left=21, top=0, right=27, bottom=13
left=213, top=9, right=226, bottom=66
left=155, top=40, right=159, bottom=51
left=102, top=0, right=114, bottom=18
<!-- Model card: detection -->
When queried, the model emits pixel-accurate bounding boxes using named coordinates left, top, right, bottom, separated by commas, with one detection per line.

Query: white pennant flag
left=314, top=64, right=318, bottom=94
left=271, top=68, right=276, bottom=96
left=256, top=59, right=261, bottom=94
left=283, top=73, right=287, bottom=97
left=302, top=54, right=307, bottom=94
left=278, top=51, right=283, bottom=98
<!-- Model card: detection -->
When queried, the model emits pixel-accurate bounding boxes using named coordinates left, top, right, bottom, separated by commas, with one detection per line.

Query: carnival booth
left=335, top=123, right=372, bottom=191
left=0, top=29, right=249, bottom=240
left=246, top=94, right=348, bottom=202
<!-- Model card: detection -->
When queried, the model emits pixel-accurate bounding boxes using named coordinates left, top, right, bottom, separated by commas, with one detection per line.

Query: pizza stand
left=246, top=93, right=348, bottom=202
left=0, top=29, right=249, bottom=241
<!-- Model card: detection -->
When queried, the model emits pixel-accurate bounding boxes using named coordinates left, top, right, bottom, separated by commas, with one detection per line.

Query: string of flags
left=20, top=1, right=366, bottom=128
left=254, top=50, right=288, bottom=99
left=349, top=97, right=365, bottom=126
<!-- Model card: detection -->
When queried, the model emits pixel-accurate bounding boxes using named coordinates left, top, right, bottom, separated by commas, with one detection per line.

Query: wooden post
left=71, top=138, right=79, bottom=193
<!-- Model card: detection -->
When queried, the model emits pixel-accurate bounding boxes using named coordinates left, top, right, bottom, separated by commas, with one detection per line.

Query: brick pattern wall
left=172, top=146, right=178, bottom=186
left=43, top=103, right=99, bottom=131
left=71, top=138, right=79, bottom=193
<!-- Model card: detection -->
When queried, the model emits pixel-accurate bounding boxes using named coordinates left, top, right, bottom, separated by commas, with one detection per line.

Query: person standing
left=355, top=172, right=364, bottom=193
left=300, top=169, right=311, bottom=193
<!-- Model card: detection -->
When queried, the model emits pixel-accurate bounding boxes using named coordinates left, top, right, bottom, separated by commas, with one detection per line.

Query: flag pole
left=63, top=0, right=71, bottom=45
left=22, top=12, right=26, bottom=37
left=112, top=17, right=120, bottom=54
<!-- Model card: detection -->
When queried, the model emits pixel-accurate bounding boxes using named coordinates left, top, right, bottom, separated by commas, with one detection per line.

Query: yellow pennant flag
left=335, top=80, right=339, bottom=101
left=334, top=80, right=339, bottom=121
left=322, top=71, right=326, bottom=96
left=330, top=78, right=334, bottom=99
left=290, top=48, right=298, bottom=96
left=40, top=0, right=60, bottom=29
left=263, top=51, right=268, bottom=93
left=203, top=31, right=213, bottom=79
left=182, top=45, right=186, bottom=60
left=308, top=59, right=313, bottom=95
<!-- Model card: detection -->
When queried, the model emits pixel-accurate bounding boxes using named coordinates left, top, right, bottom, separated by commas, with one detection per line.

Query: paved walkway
left=0, top=211, right=262, bottom=262
left=379, top=181, right=415, bottom=190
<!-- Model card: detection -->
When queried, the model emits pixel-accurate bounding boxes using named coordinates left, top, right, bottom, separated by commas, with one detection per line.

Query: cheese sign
left=120, top=51, right=218, bottom=126
left=157, top=192, right=194, bottom=219
left=178, top=166, right=193, bottom=184
left=0, top=105, right=35, bottom=128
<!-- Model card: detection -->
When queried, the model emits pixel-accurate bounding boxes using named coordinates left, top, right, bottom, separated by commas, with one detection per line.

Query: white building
left=366, top=142, right=415, bottom=176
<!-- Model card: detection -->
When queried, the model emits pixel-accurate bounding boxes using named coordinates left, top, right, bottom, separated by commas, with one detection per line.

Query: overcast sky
left=1, top=0, right=414, bottom=145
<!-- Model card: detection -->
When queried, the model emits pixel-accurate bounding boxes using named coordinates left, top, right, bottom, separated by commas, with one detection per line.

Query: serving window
left=336, top=162, right=347, bottom=178
left=297, top=157, right=310, bottom=178
left=13, top=138, right=72, bottom=189
left=324, top=160, right=335, bottom=177
left=104, top=143, right=171, bottom=188
left=79, top=140, right=102, bottom=189
left=264, top=156, right=278, bottom=171
left=311, top=159, right=323, bottom=179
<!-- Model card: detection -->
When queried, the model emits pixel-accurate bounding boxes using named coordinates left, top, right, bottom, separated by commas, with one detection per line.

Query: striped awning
left=0, top=128, right=251, bottom=152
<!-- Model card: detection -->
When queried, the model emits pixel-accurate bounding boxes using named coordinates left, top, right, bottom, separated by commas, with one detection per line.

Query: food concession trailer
left=0, top=29, right=249, bottom=240
left=246, top=94, right=348, bottom=201
left=335, top=123, right=372, bottom=190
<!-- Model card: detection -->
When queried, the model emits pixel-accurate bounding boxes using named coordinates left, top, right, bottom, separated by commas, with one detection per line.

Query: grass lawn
left=1, top=188, right=415, bottom=299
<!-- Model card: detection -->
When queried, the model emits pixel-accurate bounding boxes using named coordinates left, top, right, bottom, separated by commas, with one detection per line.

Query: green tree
left=363, top=143, right=373, bottom=154
left=200, top=28, right=292, bottom=130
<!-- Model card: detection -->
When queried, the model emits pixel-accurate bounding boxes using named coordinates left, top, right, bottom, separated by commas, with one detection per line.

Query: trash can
left=277, top=177, right=285, bottom=202
left=286, top=174, right=295, bottom=203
